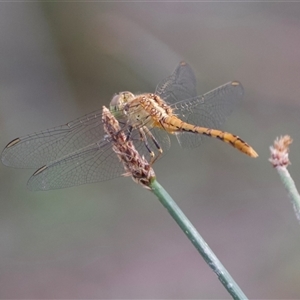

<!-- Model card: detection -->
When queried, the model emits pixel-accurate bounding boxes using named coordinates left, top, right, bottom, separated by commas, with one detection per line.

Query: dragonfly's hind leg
left=138, top=127, right=156, bottom=164
left=140, top=126, right=163, bottom=165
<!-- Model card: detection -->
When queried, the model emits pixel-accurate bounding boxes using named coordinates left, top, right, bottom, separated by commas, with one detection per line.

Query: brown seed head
left=102, top=106, right=155, bottom=189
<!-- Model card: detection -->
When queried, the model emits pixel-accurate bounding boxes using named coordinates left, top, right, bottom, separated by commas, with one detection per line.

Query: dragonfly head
left=110, top=91, right=135, bottom=118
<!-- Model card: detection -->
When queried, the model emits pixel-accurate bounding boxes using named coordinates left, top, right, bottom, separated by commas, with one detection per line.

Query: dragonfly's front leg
left=125, top=125, right=133, bottom=142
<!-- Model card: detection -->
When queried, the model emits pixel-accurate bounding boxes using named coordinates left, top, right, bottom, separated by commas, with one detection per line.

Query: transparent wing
left=1, top=109, right=105, bottom=168
left=2, top=105, right=171, bottom=190
left=27, top=140, right=124, bottom=190
left=171, top=81, right=244, bottom=148
left=27, top=127, right=170, bottom=191
left=155, top=61, right=197, bottom=104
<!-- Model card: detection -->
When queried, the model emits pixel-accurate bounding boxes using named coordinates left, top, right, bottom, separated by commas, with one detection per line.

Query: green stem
left=150, top=178, right=248, bottom=300
left=276, top=166, right=300, bottom=221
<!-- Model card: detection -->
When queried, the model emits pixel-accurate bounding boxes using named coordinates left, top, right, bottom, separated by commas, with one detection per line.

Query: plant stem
left=275, top=166, right=300, bottom=221
left=150, top=178, right=248, bottom=300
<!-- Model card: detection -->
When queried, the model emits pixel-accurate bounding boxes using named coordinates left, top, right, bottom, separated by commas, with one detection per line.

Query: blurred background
left=0, top=2, right=300, bottom=298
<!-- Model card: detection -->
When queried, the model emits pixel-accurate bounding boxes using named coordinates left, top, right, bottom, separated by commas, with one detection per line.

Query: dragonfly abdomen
left=164, top=116, right=258, bottom=158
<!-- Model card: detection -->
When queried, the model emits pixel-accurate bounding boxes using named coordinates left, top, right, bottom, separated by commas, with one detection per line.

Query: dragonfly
left=1, top=62, right=258, bottom=191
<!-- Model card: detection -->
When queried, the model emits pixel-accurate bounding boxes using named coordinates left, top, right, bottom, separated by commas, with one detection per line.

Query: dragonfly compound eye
left=121, top=91, right=135, bottom=103
left=110, top=93, right=121, bottom=110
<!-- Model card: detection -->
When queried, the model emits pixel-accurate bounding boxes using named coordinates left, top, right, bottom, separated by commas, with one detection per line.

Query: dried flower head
left=102, top=106, right=155, bottom=189
left=269, top=135, right=293, bottom=167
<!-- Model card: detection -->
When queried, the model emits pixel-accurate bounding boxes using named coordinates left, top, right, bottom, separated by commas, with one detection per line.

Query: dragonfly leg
left=125, top=125, right=133, bottom=142
left=142, top=126, right=163, bottom=165
left=138, top=127, right=156, bottom=163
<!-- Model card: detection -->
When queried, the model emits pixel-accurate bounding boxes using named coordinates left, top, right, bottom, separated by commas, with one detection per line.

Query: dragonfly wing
left=155, top=61, right=197, bottom=104
left=1, top=109, right=106, bottom=168
left=27, top=139, right=126, bottom=191
left=27, top=126, right=167, bottom=191
left=171, top=81, right=244, bottom=149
